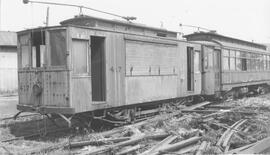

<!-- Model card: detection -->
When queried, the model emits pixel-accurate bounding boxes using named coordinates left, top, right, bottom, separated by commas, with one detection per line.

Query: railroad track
left=0, top=113, right=40, bottom=121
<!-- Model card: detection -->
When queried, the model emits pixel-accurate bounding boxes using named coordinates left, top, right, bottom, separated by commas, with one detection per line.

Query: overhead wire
left=24, top=0, right=137, bottom=21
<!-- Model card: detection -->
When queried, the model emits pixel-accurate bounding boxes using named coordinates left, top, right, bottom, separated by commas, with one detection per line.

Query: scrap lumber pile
left=69, top=98, right=270, bottom=155
left=1, top=96, right=270, bottom=154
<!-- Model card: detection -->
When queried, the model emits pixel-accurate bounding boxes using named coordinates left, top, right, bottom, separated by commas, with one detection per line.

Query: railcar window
left=222, top=49, right=230, bottom=70
left=260, top=55, right=263, bottom=70
left=264, top=55, right=267, bottom=70
left=256, top=54, right=260, bottom=70
left=72, top=39, right=88, bottom=74
left=241, top=59, right=247, bottom=71
left=268, top=56, right=270, bottom=70
left=235, top=51, right=241, bottom=71
left=257, top=55, right=261, bottom=70
left=247, top=59, right=251, bottom=71
left=236, top=58, right=241, bottom=71
left=157, top=32, right=167, bottom=37
left=246, top=53, right=251, bottom=71
left=50, top=30, right=67, bottom=66
left=240, top=52, right=247, bottom=71
left=21, top=46, right=30, bottom=67
left=250, top=54, right=256, bottom=71
left=229, top=50, right=236, bottom=70
left=208, top=52, right=213, bottom=68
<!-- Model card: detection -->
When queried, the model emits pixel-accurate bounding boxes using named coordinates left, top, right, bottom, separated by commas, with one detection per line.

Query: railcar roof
left=184, top=32, right=267, bottom=51
left=17, top=25, right=67, bottom=34
left=61, top=15, right=176, bottom=33
left=60, top=15, right=178, bottom=38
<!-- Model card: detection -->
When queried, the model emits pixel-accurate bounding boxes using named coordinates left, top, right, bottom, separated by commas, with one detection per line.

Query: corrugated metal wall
left=0, top=47, right=18, bottom=94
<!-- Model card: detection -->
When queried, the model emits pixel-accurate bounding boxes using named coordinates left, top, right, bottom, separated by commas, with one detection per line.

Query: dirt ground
left=0, top=95, right=19, bottom=118
left=1, top=94, right=270, bottom=154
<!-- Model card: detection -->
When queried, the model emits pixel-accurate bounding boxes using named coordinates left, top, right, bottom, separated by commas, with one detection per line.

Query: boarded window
left=125, top=40, right=177, bottom=76
left=50, top=30, right=66, bottom=66
left=72, top=39, right=88, bottom=74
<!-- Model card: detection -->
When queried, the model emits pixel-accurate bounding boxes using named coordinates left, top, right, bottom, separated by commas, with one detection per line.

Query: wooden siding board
left=125, top=76, right=178, bottom=104
left=115, top=34, right=126, bottom=106
left=221, top=71, right=270, bottom=91
left=72, top=77, right=92, bottom=113
left=18, top=70, right=69, bottom=107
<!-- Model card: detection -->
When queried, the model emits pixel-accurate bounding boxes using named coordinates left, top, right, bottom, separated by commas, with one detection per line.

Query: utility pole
left=45, top=7, right=49, bottom=26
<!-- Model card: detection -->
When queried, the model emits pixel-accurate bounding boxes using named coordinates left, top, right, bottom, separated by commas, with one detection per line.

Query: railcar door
left=71, top=38, right=92, bottom=111
left=187, top=47, right=201, bottom=94
left=202, top=46, right=215, bottom=95
left=194, top=50, right=202, bottom=94
left=213, top=49, right=221, bottom=93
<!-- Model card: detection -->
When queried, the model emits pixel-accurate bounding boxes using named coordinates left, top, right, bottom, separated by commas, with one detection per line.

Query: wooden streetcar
left=15, top=15, right=270, bottom=127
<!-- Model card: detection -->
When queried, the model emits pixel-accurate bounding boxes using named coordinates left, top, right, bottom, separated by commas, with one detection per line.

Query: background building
left=0, top=31, right=17, bottom=95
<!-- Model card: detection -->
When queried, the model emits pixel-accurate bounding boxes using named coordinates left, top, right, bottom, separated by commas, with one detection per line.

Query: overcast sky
left=0, top=0, right=269, bottom=43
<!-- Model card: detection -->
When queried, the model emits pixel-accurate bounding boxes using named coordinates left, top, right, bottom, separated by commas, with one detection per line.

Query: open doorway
left=91, top=36, right=106, bottom=101
left=187, top=47, right=194, bottom=91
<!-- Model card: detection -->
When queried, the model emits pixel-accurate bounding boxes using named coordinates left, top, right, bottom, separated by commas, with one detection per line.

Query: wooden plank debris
left=69, top=137, right=130, bottom=148
left=83, top=133, right=169, bottom=155
left=183, top=101, right=211, bottom=110
left=195, top=141, right=208, bottom=155
left=140, top=135, right=178, bottom=155
left=174, top=144, right=199, bottom=154
left=116, top=145, right=141, bottom=155
left=158, top=136, right=201, bottom=153
left=239, top=137, right=270, bottom=154
left=227, top=143, right=255, bottom=154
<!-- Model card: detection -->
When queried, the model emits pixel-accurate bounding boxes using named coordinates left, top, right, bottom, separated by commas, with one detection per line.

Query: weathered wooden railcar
left=185, top=32, right=270, bottom=95
left=16, top=15, right=270, bottom=125
left=17, top=15, right=203, bottom=123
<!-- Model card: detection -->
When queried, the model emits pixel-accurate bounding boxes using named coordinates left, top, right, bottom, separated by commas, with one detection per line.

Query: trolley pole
left=0, top=0, right=2, bottom=30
